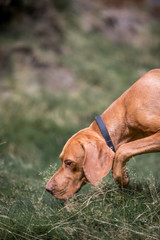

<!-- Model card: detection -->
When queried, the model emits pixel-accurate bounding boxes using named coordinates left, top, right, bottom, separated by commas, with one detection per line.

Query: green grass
left=0, top=154, right=160, bottom=239
left=0, top=7, right=160, bottom=240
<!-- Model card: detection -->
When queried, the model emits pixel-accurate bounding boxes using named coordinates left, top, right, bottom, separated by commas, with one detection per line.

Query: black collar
left=95, top=115, right=116, bottom=152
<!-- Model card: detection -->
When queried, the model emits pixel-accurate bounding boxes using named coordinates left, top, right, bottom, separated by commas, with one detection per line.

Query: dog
left=45, top=69, right=160, bottom=199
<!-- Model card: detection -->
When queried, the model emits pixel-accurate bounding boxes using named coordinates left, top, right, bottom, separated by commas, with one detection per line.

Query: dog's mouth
left=50, top=179, right=88, bottom=199
left=45, top=176, right=88, bottom=199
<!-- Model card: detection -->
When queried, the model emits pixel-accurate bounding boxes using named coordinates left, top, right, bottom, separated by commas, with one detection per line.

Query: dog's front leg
left=112, top=131, right=160, bottom=188
left=112, top=144, right=130, bottom=188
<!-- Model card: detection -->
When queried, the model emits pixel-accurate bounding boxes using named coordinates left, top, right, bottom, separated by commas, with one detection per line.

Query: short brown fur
left=45, top=69, right=160, bottom=199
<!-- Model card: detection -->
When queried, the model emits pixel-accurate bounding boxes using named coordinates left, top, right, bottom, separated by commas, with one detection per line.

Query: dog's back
left=123, top=69, right=160, bottom=135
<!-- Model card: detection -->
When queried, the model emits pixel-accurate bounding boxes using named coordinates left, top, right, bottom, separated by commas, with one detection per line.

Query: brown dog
left=45, top=69, right=160, bottom=199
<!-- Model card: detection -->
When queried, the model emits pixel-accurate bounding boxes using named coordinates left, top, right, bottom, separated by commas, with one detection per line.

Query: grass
left=0, top=155, right=160, bottom=239
left=0, top=5, right=160, bottom=240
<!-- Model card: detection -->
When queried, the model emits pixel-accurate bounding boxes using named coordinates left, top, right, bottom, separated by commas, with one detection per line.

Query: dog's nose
left=45, top=183, right=53, bottom=193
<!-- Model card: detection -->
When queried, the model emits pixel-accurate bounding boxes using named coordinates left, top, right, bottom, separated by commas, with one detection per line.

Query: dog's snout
left=45, top=183, right=53, bottom=193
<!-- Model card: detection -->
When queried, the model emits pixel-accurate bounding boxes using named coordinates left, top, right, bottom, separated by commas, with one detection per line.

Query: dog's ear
left=82, top=140, right=115, bottom=187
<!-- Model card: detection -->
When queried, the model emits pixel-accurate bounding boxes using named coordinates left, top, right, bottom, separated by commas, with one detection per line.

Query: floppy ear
left=83, top=140, right=115, bottom=187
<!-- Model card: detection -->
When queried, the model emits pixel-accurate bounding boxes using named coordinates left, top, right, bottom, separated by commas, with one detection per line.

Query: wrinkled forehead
left=60, top=138, right=84, bottom=161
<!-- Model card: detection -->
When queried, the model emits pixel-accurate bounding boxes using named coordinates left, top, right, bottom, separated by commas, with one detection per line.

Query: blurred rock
left=41, top=67, right=75, bottom=92
left=78, top=0, right=155, bottom=46
left=101, top=8, right=149, bottom=45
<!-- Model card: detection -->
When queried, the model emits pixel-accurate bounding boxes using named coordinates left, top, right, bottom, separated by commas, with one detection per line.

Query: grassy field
left=0, top=3, right=160, bottom=239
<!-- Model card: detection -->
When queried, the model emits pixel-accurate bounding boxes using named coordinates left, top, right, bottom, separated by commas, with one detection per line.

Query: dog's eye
left=65, top=161, right=73, bottom=167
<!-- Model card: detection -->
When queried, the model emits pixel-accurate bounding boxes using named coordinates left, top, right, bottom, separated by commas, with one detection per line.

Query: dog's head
left=45, top=129, right=115, bottom=199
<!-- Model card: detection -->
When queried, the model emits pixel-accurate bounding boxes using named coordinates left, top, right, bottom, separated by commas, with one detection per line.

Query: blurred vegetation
left=0, top=0, right=160, bottom=239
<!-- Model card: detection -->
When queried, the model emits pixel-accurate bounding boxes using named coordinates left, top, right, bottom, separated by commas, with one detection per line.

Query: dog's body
left=46, top=69, right=160, bottom=199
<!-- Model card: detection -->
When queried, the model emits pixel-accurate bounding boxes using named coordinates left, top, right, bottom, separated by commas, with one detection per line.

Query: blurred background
left=0, top=0, right=160, bottom=170
left=0, top=0, right=160, bottom=239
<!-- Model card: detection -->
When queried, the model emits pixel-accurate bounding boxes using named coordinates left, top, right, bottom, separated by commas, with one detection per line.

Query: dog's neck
left=90, top=100, right=131, bottom=151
